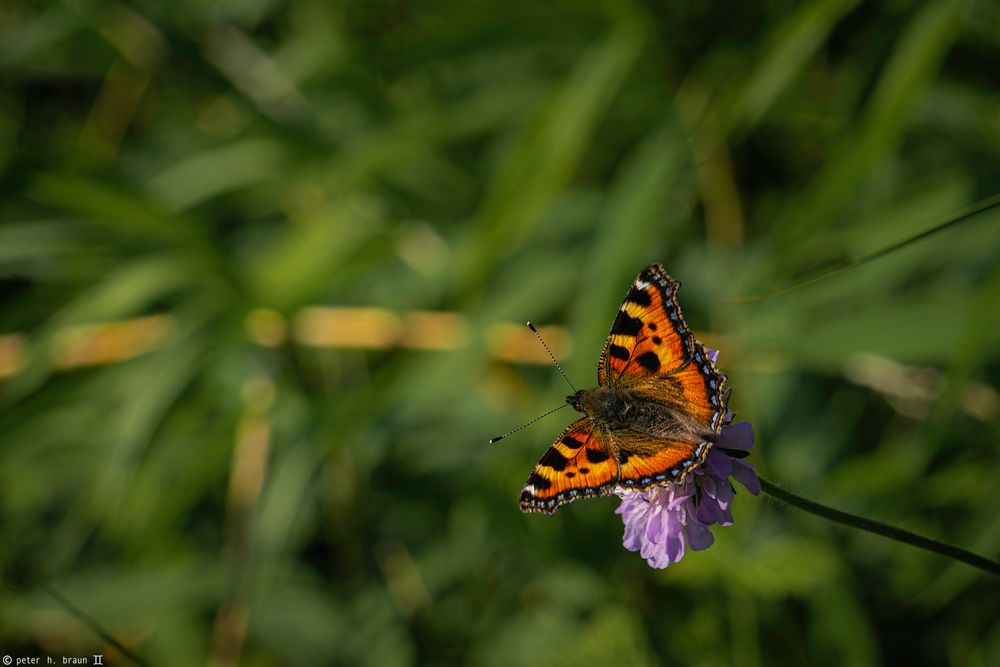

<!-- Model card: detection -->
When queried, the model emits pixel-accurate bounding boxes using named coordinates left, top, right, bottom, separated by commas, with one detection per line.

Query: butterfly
left=519, top=263, right=728, bottom=514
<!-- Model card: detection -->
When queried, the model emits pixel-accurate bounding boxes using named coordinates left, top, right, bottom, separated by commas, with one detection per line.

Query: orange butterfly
left=520, top=263, right=728, bottom=514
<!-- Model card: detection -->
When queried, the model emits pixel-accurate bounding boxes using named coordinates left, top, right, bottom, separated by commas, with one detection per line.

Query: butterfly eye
left=565, top=392, right=585, bottom=411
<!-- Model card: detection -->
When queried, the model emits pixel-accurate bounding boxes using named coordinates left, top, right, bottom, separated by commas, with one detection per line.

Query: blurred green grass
left=1, top=1, right=999, bottom=665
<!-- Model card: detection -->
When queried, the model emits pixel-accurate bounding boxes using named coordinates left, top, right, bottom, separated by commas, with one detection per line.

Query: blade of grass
left=731, top=193, right=1000, bottom=304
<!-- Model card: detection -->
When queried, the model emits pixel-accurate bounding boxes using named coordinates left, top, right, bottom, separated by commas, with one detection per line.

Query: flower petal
left=641, top=539, right=670, bottom=568
left=693, top=484, right=733, bottom=525
left=645, top=504, right=669, bottom=545
left=666, top=484, right=695, bottom=510
left=686, top=519, right=715, bottom=551
left=622, top=517, right=645, bottom=552
left=719, top=421, right=754, bottom=451
left=713, top=477, right=734, bottom=508
left=731, top=460, right=761, bottom=496
left=665, top=521, right=685, bottom=562
left=703, top=446, right=732, bottom=479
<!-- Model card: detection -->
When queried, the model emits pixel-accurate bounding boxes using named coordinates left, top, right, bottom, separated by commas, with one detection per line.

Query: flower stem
left=758, top=476, right=1000, bottom=577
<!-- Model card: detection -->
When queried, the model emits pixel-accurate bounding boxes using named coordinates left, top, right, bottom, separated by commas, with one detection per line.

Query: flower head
left=614, top=350, right=759, bottom=569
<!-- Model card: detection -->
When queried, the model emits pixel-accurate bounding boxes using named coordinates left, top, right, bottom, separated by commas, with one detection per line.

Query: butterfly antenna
left=526, top=322, right=578, bottom=393
left=489, top=403, right=569, bottom=444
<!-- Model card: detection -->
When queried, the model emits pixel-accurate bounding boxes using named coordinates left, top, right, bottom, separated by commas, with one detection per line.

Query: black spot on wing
left=539, top=448, right=569, bottom=471
left=617, top=450, right=632, bottom=464
left=608, top=344, right=629, bottom=361
left=626, top=288, right=652, bottom=307
left=636, top=351, right=661, bottom=373
left=561, top=435, right=585, bottom=449
left=527, top=473, right=551, bottom=490
left=578, top=467, right=590, bottom=474
left=648, top=322, right=657, bottom=331
left=611, top=310, right=643, bottom=337
left=652, top=336, right=662, bottom=345
left=585, top=448, right=610, bottom=464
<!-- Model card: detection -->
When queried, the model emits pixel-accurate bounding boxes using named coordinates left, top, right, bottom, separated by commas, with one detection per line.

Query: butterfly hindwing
left=615, top=435, right=711, bottom=490
left=519, top=417, right=619, bottom=515
left=666, top=342, right=727, bottom=430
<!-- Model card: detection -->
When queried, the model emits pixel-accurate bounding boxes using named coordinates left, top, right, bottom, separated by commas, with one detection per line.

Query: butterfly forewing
left=599, top=264, right=695, bottom=386
left=519, top=418, right=619, bottom=515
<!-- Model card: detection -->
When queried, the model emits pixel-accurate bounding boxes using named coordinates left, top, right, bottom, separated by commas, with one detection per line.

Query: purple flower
left=614, top=350, right=759, bottom=569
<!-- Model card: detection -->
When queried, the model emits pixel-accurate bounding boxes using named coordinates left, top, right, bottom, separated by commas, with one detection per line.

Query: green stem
left=758, top=476, right=1000, bottom=577
left=730, top=193, right=1000, bottom=304
left=26, top=572, right=150, bottom=667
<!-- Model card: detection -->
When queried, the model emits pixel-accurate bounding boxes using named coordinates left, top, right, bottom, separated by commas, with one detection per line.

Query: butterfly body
left=519, top=263, right=728, bottom=515
left=567, top=386, right=715, bottom=445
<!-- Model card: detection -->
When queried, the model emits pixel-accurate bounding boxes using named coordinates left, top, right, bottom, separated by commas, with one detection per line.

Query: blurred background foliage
left=1, top=0, right=999, bottom=665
